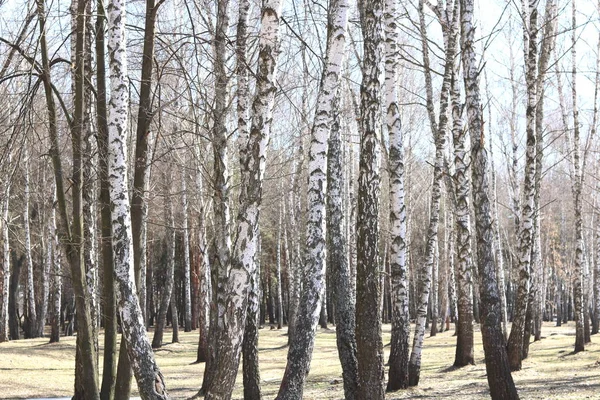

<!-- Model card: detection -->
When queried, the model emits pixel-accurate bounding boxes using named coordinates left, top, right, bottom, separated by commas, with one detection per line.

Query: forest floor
left=0, top=321, right=599, bottom=399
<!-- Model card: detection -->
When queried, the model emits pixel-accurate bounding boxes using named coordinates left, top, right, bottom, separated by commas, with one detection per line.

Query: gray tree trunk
left=354, top=0, right=385, bottom=398
left=327, top=93, right=358, bottom=398
left=459, top=0, right=519, bottom=397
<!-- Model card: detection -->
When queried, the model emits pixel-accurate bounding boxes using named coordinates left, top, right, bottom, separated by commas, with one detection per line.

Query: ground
left=0, top=322, right=599, bottom=399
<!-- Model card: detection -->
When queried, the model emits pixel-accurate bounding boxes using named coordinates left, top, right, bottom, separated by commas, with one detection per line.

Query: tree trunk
left=451, top=48, right=474, bottom=367
left=507, top=0, right=540, bottom=371
left=23, top=150, right=37, bottom=339
left=354, top=0, right=385, bottom=398
left=152, top=172, right=176, bottom=349
left=276, top=203, right=284, bottom=330
left=181, top=172, right=192, bottom=332
left=171, top=296, right=179, bottom=343
left=0, top=171, right=10, bottom=342
left=276, top=0, right=348, bottom=397
left=105, top=0, right=169, bottom=394
left=195, top=150, right=211, bottom=363
left=97, top=0, right=117, bottom=396
left=50, top=192, right=62, bottom=344
left=384, top=0, right=409, bottom=386
left=37, top=0, right=100, bottom=395
left=242, top=234, right=261, bottom=400
left=199, top=0, right=232, bottom=393
left=327, top=91, right=358, bottom=398
left=459, top=0, right=519, bottom=397
left=410, top=0, right=455, bottom=383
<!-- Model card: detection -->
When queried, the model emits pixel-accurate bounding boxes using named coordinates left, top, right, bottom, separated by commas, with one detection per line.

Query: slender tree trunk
left=181, top=171, right=192, bottom=332
left=570, top=0, right=585, bottom=353
left=105, top=0, right=169, bottom=394
left=354, top=0, right=385, bottom=398
left=276, top=0, right=348, bottom=397
left=592, top=31, right=600, bottom=336
left=37, top=0, right=100, bottom=395
left=97, top=0, right=117, bottom=396
left=195, top=151, right=211, bottom=363
left=171, top=296, right=179, bottom=343
left=327, top=92, right=358, bottom=398
left=243, top=234, right=261, bottom=400
left=152, top=172, right=176, bottom=349
left=9, top=251, right=22, bottom=341
left=410, top=0, right=455, bottom=383
left=451, top=57, right=474, bottom=367
left=199, top=0, right=232, bottom=392
left=115, top=0, right=161, bottom=392
left=37, top=197, right=51, bottom=338
left=0, top=167, right=10, bottom=342
left=507, top=0, right=540, bottom=371
left=50, top=189, right=62, bottom=344
left=23, top=150, right=37, bottom=339
left=276, top=203, right=284, bottom=330
left=460, top=0, right=519, bottom=397
left=384, top=0, right=409, bottom=385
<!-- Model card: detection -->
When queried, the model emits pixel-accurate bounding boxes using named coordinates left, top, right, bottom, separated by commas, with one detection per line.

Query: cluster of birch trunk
left=1, top=0, right=600, bottom=399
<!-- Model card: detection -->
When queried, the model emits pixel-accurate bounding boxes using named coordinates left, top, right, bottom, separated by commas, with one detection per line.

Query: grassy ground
left=0, top=322, right=599, bottom=399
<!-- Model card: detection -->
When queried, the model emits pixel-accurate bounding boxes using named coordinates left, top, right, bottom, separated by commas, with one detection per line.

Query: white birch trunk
left=204, top=1, right=283, bottom=398
left=507, top=0, right=539, bottom=370
left=50, top=187, right=62, bottom=343
left=181, top=170, right=192, bottom=332
left=459, top=0, right=519, bottom=396
left=385, top=0, right=410, bottom=389
left=23, top=149, right=37, bottom=338
left=410, top=0, right=455, bottom=383
left=0, top=167, right=10, bottom=342
left=276, top=201, right=283, bottom=329
left=277, top=0, right=348, bottom=396
left=105, top=0, right=168, bottom=396
left=570, top=0, right=585, bottom=352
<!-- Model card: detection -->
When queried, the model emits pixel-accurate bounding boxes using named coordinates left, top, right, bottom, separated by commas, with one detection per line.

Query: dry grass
left=0, top=322, right=599, bottom=399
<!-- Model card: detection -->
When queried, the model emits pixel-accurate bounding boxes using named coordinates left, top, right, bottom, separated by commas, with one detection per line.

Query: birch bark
left=23, top=150, right=37, bottom=338
left=105, top=0, right=169, bottom=395
left=459, top=0, right=519, bottom=397
left=0, top=161, right=10, bottom=342
left=384, top=0, right=409, bottom=389
left=204, top=1, right=283, bottom=398
left=354, top=0, right=385, bottom=397
left=507, top=0, right=539, bottom=370
left=182, top=171, right=192, bottom=332
left=410, top=0, right=455, bottom=383
left=327, top=92, right=358, bottom=398
left=277, top=0, right=348, bottom=396
left=570, top=0, right=585, bottom=352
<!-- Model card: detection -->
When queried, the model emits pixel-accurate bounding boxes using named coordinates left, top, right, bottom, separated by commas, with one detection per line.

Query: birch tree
left=354, top=0, right=385, bottom=397
left=36, top=0, right=100, bottom=394
left=449, top=21, right=475, bottom=367
left=22, top=149, right=37, bottom=338
left=409, top=0, right=455, bottom=383
left=507, top=0, right=556, bottom=369
left=105, top=0, right=169, bottom=395
left=199, top=0, right=232, bottom=393
left=276, top=0, right=348, bottom=396
left=568, top=0, right=585, bottom=352
left=201, top=0, right=284, bottom=397
left=327, top=90, right=358, bottom=398
left=0, top=155, right=10, bottom=343
left=385, top=0, right=410, bottom=389
left=459, top=0, right=518, bottom=397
